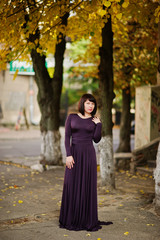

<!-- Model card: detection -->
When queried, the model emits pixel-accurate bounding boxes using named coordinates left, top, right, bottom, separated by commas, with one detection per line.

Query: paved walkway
left=0, top=126, right=51, bottom=139
left=0, top=161, right=160, bottom=240
left=0, top=126, right=160, bottom=240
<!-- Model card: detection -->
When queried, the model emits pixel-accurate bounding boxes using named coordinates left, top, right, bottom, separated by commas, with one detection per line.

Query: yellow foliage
left=155, top=17, right=159, bottom=23
left=112, top=5, right=118, bottom=14
left=103, top=1, right=111, bottom=8
left=116, top=13, right=122, bottom=19
left=97, top=9, right=106, bottom=17
left=0, top=0, right=158, bottom=78
left=122, top=1, right=129, bottom=8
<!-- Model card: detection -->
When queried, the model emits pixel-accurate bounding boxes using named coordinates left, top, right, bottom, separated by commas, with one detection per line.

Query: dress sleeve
left=93, top=122, right=102, bottom=143
left=65, top=114, right=72, bottom=157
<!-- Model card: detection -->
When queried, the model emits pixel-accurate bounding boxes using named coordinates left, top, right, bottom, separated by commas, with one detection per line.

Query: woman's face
left=84, top=99, right=95, bottom=114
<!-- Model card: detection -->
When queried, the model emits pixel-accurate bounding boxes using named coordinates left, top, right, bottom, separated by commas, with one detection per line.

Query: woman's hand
left=66, top=156, right=75, bottom=169
left=92, top=116, right=101, bottom=124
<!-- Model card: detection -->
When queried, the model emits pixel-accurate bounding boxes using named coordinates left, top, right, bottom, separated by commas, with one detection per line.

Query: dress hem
left=59, top=220, right=113, bottom=232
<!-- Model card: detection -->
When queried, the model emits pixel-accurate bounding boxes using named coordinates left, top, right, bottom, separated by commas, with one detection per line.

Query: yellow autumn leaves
left=64, top=234, right=102, bottom=239
left=103, top=0, right=111, bottom=8
left=154, top=5, right=160, bottom=23
left=12, top=200, right=23, bottom=206
left=123, top=223, right=155, bottom=236
left=97, top=9, right=106, bottom=17
left=103, top=0, right=129, bottom=8
left=0, top=0, right=158, bottom=71
left=97, top=0, right=130, bottom=21
left=122, top=1, right=129, bottom=8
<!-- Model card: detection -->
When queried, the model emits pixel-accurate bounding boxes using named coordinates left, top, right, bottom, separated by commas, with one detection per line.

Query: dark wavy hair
left=78, top=93, right=97, bottom=116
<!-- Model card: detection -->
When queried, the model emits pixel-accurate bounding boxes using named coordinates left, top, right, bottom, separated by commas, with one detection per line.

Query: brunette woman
left=59, top=93, right=105, bottom=231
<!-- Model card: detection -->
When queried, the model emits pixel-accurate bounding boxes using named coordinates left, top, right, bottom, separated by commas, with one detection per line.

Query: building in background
left=0, top=47, right=79, bottom=126
left=135, top=85, right=160, bottom=149
left=0, top=61, right=40, bottom=126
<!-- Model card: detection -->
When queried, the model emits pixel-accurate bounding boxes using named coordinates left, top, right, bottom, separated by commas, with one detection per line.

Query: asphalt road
left=0, top=128, right=134, bottom=162
left=0, top=139, right=41, bottom=159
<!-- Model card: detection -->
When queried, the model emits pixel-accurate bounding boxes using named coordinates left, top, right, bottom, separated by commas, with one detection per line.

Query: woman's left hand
left=92, top=116, right=101, bottom=124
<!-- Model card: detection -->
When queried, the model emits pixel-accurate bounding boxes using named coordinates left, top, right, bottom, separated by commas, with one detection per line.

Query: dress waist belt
left=72, top=138, right=92, bottom=144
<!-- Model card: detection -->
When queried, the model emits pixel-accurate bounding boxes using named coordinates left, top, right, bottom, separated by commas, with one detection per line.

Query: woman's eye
left=86, top=101, right=94, bottom=106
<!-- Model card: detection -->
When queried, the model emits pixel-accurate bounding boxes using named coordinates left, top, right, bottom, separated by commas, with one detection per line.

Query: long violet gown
left=59, top=113, right=102, bottom=231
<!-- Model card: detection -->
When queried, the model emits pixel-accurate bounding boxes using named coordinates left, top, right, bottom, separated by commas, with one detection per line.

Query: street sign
left=10, top=61, right=35, bottom=75
left=9, top=58, right=55, bottom=76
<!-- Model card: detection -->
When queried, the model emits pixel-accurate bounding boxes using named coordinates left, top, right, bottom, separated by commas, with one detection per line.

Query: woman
left=59, top=93, right=104, bottom=231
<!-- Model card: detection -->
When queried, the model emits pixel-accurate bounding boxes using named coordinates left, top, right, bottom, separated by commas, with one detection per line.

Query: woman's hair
left=78, top=93, right=97, bottom=116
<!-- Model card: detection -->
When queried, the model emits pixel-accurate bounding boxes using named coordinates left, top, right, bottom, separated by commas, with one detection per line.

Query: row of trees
left=66, top=0, right=158, bottom=152
left=0, top=0, right=159, bottom=191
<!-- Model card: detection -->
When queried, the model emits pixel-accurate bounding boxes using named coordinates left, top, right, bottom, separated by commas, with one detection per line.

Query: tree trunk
left=154, top=1, right=160, bottom=213
left=116, top=85, right=131, bottom=153
left=154, top=142, right=160, bottom=215
left=30, top=13, right=69, bottom=166
left=98, top=16, right=115, bottom=189
left=31, top=49, right=62, bottom=165
left=157, top=4, right=160, bottom=85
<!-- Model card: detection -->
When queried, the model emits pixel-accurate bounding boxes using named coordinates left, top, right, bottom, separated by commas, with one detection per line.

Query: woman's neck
left=84, top=113, right=91, bottom=117
left=79, top=112, right=91, bottom=118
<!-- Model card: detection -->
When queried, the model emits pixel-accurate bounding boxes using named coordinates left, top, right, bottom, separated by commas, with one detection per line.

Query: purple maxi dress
left=59, top=113, right=102, bottom=231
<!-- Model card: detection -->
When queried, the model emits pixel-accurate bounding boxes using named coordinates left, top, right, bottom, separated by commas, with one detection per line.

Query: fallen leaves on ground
left=0, top=160, right=29, bottom=169
left=140, top=190, right=145, bottom=194
left=86, top=233, right=91, bottom=236
left=147, top=224, right=154, bottom=226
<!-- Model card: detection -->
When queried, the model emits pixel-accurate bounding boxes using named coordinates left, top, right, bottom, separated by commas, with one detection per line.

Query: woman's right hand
left=66, top=156, right=75, bottom=169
